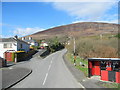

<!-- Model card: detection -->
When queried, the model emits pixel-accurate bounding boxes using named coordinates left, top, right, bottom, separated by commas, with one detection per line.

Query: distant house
left=40, top=42, right=48, bottom=47
left=22, top=37, right=38, bottom=47
left=0, top=37, right=30, bottom=58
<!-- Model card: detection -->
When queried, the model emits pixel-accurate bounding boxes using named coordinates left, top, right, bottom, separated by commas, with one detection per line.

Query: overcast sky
left=1, top=0, right=119, bottom=37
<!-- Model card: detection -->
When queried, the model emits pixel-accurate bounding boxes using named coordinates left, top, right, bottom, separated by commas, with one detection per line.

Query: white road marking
left=43, top=60, right=53, bottom=85
left=48, top=64, right=51, bottom=71
left=8, top=67, right=13, bottom=69
left=42, top=73, right=48, bottom=85
left=78, top=83, right=85, bottom=88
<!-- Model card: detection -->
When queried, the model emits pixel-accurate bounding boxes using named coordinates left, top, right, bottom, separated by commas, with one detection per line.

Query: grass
left=66, top=52, right=88, bottom=76
left=97, top=81, right=120, bottom=88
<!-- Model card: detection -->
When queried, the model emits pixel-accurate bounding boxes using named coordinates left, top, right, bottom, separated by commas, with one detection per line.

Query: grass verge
left=66, top=52, right=88, bottom=76
left=97, top=81, right=120, bottom=88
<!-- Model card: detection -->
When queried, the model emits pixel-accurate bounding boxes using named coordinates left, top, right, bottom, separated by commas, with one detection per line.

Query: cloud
left=2, top=0, right=119, bottom=2
left=52, top=1, right=118, bottom=20
left=42, top=0, right=118, bottom=2
left=72, top=13, right=118, bottom=24
left=1, top=35, right=13, bottom=38
left=13, top=27, right=44, bottom=36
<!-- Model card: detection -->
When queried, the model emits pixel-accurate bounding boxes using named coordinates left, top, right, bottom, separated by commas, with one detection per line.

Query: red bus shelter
left=88, top=58, right=120, bottom=83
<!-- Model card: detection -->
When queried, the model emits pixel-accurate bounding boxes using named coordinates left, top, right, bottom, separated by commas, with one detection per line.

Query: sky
left=1, top=0, right=119, bottom=38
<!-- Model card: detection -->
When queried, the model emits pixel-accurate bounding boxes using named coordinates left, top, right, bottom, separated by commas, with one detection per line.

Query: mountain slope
left=25, top=22, right=119, bottom=40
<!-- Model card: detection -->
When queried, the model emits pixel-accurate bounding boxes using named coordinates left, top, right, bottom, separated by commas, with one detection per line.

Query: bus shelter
left=88, top=58, right=120, bottom=83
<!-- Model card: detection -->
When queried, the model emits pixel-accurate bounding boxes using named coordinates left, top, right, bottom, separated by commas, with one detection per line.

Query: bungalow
left=0, top=37, right=30, bottom=58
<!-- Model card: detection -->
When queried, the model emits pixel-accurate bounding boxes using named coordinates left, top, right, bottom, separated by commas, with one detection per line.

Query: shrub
left=66, top=35, right=119, bottom=59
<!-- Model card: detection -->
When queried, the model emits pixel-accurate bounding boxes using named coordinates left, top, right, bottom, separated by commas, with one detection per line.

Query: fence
left=4, top=50, right=37, bottom=62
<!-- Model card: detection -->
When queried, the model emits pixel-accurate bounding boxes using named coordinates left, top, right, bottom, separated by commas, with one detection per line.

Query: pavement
left=2, top=67, right=32, bottom=89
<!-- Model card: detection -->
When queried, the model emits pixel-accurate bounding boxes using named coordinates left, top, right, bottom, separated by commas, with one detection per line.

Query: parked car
left=40, top=46, right=44, bottom=49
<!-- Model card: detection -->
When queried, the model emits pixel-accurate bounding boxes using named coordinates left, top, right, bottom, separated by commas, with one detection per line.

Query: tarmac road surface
left=12, top=49, right=84, bottom=88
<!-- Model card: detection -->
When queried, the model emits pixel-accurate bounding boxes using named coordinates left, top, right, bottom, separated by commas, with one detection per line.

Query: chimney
left=14, top=35, right=18, bottom=39
left=22, top=37, right=25, bottom=40
left=29, top=37, right=32, bottom=40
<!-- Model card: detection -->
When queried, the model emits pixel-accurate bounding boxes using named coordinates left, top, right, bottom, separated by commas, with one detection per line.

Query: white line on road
left=78, top=83, right=85, bottom=89
left=42, top=73, right=48, bottom=85
left=48, top=64, right=51, bottom=71
left=43, top=60, right=53, bottom=85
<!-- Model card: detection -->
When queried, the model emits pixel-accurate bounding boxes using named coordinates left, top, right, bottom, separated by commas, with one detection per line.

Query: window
left=112, top=61, right=119, bottom=71
left=4, top=43, right=12, bottom=48
left=100, top=61, right=107, bottom=70
left=20, top=44, right=22, bottom=48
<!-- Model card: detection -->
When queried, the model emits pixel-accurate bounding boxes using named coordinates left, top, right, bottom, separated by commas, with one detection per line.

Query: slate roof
left=0, top=38, right=16, bottom=42
left=88, top=58, right=120, bottom=61
left=24, top=39, right=36, bottom=43
left=0, top=38, right=29, bottom=45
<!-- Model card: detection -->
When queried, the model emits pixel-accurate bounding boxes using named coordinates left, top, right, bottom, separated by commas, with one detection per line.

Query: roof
left=0, top=38, right=16, bottom=42
left=0, top=38, right=29, bottom=45
left=24, top=39, right=36, bottom=43
left=88, top=58, right=120, bottom=61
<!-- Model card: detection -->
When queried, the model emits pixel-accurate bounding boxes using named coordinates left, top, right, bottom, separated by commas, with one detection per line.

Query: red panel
left=92, top=68, right=95, bottom=75
left=90, top=61, right=100, bottom=76
left=88, top=61, right=92, bottom=68
left=94, top=61, right=100, bottom=76
left=94, top=66, right=101, bottom=76
left=106, top=67, right=112, bottom=71
left=5, top=52, right=12, bottom=61
left=116, top=72, right=120, bottom=83
left=101, top=70, right=108, bottom=81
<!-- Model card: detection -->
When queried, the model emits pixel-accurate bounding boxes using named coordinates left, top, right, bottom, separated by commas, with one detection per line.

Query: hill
left=25, top=22, right=119, bottom=40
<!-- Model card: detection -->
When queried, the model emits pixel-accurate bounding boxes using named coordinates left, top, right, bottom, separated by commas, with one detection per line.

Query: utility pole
left=73, top=37, right=76, bottom=66
left=73, top=37, right=75, bottom=54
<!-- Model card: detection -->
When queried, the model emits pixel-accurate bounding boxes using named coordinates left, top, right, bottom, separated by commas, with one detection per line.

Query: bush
left=115, top=33, right=120, bottom=38
left=66, top=35, right=119, bottom=59
left=49, top=37, right=65, bottom=52
left=31, top=45, right=39, bottom=50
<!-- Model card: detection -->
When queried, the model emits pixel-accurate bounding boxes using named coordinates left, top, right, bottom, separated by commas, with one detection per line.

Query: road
left=12, top=49, right=84, bottom=88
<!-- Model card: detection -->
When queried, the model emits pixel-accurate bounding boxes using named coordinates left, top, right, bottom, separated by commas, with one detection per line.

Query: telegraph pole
left=73, top=37, right=75, bottom=54
left=73, top=37, right=76, bottom=66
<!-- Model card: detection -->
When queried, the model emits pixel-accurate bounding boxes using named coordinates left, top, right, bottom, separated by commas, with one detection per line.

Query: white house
left=0, top=37, right=30, bottom=58
left=40, top=42, right=48, bottom=47
left=22, top=37, right=38, bottom=47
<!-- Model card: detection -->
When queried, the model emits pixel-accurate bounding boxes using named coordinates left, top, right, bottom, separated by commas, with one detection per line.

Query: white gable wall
left=0, top=41, right=30, bottom=58
left=0, top=42, right=17, bottom=58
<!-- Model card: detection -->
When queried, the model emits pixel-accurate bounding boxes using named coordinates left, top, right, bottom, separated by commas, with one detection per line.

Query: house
left=40, top=40, right=48, bottom=47
left=22, top=37, right=39, bottom=47
left=0, top=37, right=30, bottom=58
